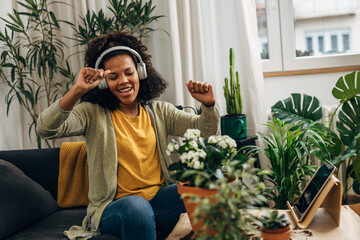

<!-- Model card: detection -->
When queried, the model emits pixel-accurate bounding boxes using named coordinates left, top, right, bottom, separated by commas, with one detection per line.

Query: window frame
left=262, top=0, right=360, bottom=73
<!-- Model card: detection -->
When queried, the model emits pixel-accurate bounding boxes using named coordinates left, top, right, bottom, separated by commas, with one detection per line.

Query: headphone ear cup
left=137, top=63, right=147, bottom=80
left=98, top=79, right=108, bottom=90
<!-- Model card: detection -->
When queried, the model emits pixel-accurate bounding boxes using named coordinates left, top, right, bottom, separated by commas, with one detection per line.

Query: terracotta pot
left=260, top=226, right=291, bottom=240
left=177, top=178, right=237, bottom=234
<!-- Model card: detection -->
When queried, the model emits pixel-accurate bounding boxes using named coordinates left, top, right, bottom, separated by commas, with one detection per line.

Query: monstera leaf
left=336, top=97, right=360, bottom=146
left=332, top=71, right=360, bottom=102
left=272, top=93, right=323, bottom=128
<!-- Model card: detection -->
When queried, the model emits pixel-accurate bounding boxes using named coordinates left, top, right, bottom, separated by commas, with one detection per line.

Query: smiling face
left=103, top=54, right=140, bottom=112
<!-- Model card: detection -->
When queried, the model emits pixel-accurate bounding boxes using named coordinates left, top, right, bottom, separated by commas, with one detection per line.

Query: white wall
left=264, top=71, right=347, bottom=110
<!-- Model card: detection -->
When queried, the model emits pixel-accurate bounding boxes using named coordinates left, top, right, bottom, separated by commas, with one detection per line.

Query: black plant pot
left=220, top=114, right=247, bottom=140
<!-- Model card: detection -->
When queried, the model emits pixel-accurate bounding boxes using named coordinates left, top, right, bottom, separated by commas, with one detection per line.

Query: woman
left=37, top=31, right=219, bottom=240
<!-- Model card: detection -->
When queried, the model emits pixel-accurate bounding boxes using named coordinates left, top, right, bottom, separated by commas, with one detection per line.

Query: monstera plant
left=271, top=71, right=360, bottom=204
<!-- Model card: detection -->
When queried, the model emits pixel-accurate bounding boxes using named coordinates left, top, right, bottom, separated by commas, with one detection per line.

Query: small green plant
left=72, top=0, right=166, bottom=45
left=255, top=118, right=329, bottom=209
left=259, top=210, right=290, bottom=230
left=192, top=157, right=268, bottom=239
left=223, top=48, right=243, bottom=115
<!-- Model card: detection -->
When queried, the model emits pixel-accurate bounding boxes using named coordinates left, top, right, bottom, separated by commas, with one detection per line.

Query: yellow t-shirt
left=110, top=104, right=164, bottom=201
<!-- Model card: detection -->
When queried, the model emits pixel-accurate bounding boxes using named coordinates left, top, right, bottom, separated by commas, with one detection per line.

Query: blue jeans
left=99, top=183, right=185, bottom=240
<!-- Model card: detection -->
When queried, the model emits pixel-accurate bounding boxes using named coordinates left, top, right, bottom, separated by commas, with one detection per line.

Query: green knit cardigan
left=37, top=100, right=220, bottom=239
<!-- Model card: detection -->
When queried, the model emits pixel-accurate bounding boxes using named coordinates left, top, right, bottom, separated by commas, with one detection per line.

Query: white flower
left=174, top=143, right=179, bottom=150
left=166, top=150, right=171, bottom=156
left=199, top=149, right=206, bottom=159
left=208, top=135, right=216, bottom=144
left=224, top=136, right=237, bottom=148
left=189, top=140, right=198, bottom=149
left=219, top=140, right=227, bottom=149
left=167, top=144, right=174, bottom=152
left=180, top=152, right=188, bottom=163
left=184, top=129, right=201, bottom=141
left=193, top=160, right=201, bottom=169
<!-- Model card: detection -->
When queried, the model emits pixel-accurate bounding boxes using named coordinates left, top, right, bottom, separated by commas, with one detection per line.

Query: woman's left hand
left=186, top=80, right=215, bottom=107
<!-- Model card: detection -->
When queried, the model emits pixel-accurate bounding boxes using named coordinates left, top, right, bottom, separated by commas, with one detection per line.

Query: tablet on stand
left=287, top=161, right=342, bottom=229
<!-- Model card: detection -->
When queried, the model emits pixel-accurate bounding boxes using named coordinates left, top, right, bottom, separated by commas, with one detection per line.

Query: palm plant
left=0, top=0, right=75, bottom=148
left=256, top=118, right=330, bottom=209
left=72, top=0, right=166, bottom=46
left=271, top=71, right=360, bottom=203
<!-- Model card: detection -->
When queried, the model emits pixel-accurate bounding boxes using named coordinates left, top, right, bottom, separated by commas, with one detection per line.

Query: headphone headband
left=94, top=46, right=145, bottom=69
left=95, top=46, right=147, bottom=89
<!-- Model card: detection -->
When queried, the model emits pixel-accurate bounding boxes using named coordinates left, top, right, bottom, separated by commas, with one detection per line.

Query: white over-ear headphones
left=94, top=46, right=148, bottom=90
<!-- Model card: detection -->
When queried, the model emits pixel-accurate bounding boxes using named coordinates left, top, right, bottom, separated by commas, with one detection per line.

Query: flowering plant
left=167, top=129, right=248, bottom=188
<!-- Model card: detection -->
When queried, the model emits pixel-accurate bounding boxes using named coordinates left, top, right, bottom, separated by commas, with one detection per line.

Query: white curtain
left=0, top=0, right=267, bottom=164
left=147, top=0, right=268, bottom=167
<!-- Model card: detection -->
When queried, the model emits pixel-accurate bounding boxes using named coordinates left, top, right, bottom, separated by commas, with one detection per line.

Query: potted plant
left=190, top=159, right=268, bottom=239
left=167, top=128, right=268, bottom=237
left=0, top=0, right=76, bottom=148
left=221, top=48, right=247, bottom=140
left=258, top=210, right=291, bottom=240
left=271, top=71, right=360, bottom=204
left=252, top=118, right=329, bottom=209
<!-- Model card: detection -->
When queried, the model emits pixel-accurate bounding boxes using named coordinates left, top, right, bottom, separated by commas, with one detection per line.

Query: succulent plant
left=223, top=48, right=243, bottom=115
left=259, top=210, right=290, bottom=230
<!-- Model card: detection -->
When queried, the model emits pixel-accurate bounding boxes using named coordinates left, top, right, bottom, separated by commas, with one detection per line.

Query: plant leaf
left=272, top=93, right=323, bottom=128
left=336, top=97, right=360, bottom=146
left=332, top=71, right=360, bottom=102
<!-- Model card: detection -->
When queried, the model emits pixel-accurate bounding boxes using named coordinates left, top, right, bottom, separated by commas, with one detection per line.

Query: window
left=318, top=36, right=324, bottom=53
left=306, top=37, right=313, bottom=52
left=257, top=0, right=360, bottom=73
left=343, top=34, right=350, bottom=51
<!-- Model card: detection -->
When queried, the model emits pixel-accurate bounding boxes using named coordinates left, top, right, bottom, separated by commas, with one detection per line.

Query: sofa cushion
left=0, top=148, right=60, bottom=200
left=0, top=160, right=59, bottom=239
left=5, top=208, right=120, bottom=240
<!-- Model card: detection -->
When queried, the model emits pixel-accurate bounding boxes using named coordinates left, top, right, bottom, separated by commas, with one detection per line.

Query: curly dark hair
left=80, top=31, right=167, bottom=110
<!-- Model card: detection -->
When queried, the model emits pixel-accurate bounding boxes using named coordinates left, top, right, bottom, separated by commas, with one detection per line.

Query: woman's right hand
left=59, top=68, right=111, bottom=111
left=74, top=67, right=111, bottom=94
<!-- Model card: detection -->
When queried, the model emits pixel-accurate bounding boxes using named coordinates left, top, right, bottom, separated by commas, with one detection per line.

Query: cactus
left=223, top=48, right=243, bottom=115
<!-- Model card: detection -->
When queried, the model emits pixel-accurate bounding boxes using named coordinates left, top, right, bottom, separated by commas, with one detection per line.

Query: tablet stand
left=287, top=175, right=342, bottom=229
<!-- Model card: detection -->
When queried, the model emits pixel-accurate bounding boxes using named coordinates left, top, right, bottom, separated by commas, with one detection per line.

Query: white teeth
left=119, top=87, right=132, bottom=93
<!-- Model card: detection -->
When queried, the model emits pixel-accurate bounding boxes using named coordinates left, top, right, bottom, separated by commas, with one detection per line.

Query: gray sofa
left=0, top=148, right=120, bottom=240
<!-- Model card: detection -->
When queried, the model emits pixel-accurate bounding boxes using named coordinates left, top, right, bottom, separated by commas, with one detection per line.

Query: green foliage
left=191, top=158, right=268, bottom=239
left=167, top=129, right=248, bottom=188
left=272, top=93, right=323, bottom=128
left=270, top=71, right=360, bottom=203
left=258, top=210, right=290, bottom=230
left=0, top=0, right=76, bottom=148
left=255, top=119, right=329, bottom=209
left=223, top=48, right=243, bottom=115
left=72, top=0, right=166, bottom=45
